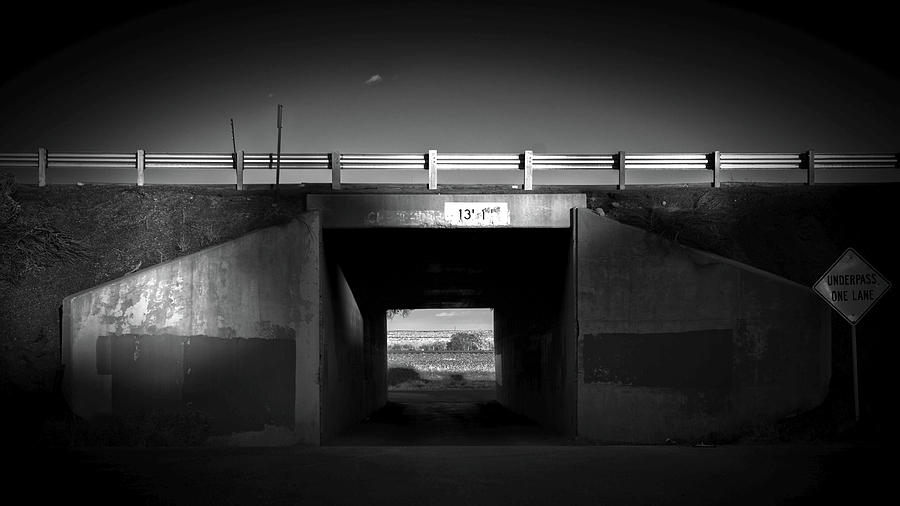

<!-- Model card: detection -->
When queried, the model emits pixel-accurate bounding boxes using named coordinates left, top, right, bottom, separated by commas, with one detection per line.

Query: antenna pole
left=275, top=104, right=283, bottom=201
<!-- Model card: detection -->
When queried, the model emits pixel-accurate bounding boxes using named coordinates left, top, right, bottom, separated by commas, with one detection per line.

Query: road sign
left=444, top=202, right=510, bottom=227
left=813, top=248, right=890, bottom=422
left=813, top=247, right=891, bottom=325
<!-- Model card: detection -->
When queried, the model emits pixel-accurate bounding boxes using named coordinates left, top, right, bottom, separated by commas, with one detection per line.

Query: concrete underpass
left=321, top=225, right=575, bottom=444
left=313, top=194, right=580, bottom=444
left=61, top=193, right=830, bottom=446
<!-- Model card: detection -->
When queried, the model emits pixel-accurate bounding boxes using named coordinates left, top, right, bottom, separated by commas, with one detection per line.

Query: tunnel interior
left=320, top=227, right=576, bottom=444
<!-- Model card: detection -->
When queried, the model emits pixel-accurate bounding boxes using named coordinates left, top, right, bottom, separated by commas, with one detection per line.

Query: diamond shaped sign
left=813, top=248, right=891, bottom=325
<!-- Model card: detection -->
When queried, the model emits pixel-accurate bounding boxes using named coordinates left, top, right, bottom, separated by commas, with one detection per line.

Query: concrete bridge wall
left=320, top=254, right=369, bottom=442
left=62, top=215, right=322, bottom=445
left=60, top=195, right=833, bottom=446
left=575, top=209, right=831, bottom=442
left=494, top=221, right=577, bottom=436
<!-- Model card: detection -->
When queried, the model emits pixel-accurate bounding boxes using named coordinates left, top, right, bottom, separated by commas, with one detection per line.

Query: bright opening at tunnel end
left=386, top=308, right=495, bottom=391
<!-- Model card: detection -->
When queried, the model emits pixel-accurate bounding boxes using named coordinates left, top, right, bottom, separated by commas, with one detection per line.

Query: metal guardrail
left=533, top=153, right=615, bottom=170
left=0, top=153, right=38, bottom=167
left=145, top=153, right=233, bottom=169
left=1, top=149, right=897, bottom=189
left=814, top=153, right=897, bottom=168
left=625, top=153, right=709, bottom=170
left=243, top=153, right=331, bottom=170
left=47, top=152, right=137, bottom=168
left=719, top=153, right=802, bottom=170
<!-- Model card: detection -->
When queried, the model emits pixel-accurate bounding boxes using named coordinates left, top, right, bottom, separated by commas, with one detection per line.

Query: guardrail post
left=617, top=151, right=626, bottom=190
left=523, top=150, right=533, bottom=191
left=711, top=150, right=721, bottom=188
left=331, top=152, right=341, bottom=190
left=805, top=150, right=815, bottom=185
left=38, top=147, right=47, bottom=187
left=136, top=149, right=145, bottom=186
left=428, top=149, right=438, bottom=190
left=235, top=151, right=244, bottom=190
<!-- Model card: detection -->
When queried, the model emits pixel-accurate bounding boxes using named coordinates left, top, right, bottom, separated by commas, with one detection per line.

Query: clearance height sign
left=813, top=248, right=891, bottom=325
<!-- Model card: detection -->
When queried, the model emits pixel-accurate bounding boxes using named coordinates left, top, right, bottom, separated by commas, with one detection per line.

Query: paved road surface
left=332, top=389, right=565, bottom=445
left=11, top=443, right=885, bottom=505
left=10, top=390, right=886, bottom=505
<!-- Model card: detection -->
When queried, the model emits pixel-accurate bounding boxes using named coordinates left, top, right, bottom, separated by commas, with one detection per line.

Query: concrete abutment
left=60, top=194, right=831, bottom=445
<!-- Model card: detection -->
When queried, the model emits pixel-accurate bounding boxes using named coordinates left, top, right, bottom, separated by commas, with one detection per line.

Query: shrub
left=446, top=332, right=490, bottom=351
left=387, top=367, right=421, bottom=386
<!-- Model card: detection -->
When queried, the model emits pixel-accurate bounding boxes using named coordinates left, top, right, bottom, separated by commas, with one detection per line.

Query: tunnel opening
left=386, top=308, right=496, bottom=393
left=320, top=226, right=576, bottom=445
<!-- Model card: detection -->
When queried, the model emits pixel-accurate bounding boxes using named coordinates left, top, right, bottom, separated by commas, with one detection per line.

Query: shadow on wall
left=96, top=334, right=295, bottom=435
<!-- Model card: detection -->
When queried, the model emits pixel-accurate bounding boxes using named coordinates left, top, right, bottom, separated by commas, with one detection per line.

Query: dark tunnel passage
left=320, top=227, right=577, bottom=444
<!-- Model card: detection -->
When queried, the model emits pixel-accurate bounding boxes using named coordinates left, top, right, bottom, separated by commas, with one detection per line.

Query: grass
left=388, top=351, right=495, bottom=390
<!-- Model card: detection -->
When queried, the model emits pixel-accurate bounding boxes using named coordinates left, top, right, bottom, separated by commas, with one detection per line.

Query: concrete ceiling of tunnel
left=323, top=228, right=571, bottom=310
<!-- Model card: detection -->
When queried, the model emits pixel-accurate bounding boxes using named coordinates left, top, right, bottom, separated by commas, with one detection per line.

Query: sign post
left=813, top=247, right=891, bottom=421
left=275, top=104, right=283, bottom=201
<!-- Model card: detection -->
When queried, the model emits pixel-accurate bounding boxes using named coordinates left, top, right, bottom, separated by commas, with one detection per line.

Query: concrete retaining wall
left=575, top=209, right=831, bottom=442
left=362, top=309, right=388, bottom=415
left=495, top=297, right=576, bottom=436
left=320, top=256, right=367, bottom=442
left=494, top=224, right=577, bottom=436
left=62, top=216, right=322, bottom=445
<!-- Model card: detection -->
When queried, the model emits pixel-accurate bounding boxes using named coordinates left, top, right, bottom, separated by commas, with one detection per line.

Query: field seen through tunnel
left=387, top=329, right=495, bottom=390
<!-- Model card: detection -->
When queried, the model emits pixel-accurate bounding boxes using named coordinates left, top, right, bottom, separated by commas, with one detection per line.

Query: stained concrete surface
left=576, top=210, right=831, bottom=443
left=10, top=443, right=885, bottom=505
left=61, top=217, right=322, bottom=444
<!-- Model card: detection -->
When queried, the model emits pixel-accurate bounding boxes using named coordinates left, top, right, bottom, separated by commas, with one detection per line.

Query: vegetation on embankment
left=387, top=351, right=496, bottom=391
left=387, top=330, right=494, bottom=352
left=589, top=184, right=897, bottom=443
left=1, top=176, right=306, bottom=442
left=586, top=185, right=884, bottom=287
left=1, top=176, right=897, bottom=443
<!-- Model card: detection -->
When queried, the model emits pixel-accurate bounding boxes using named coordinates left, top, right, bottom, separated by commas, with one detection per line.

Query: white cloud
left=364, top=74, right=383, bottom=85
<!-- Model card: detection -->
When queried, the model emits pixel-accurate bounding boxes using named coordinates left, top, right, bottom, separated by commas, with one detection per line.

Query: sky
left=0, top=0, right=897, bottom=156
left=386, top=308, right=493, bottom=331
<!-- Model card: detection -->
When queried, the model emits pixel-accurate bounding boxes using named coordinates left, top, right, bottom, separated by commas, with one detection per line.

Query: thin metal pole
left=231, top=119, right=240, bottom=190
left=851, top=324, right=859, bottom=421
left=275, top=104, right=283, bottom=200
left=230, top=118, right=237, bottom=155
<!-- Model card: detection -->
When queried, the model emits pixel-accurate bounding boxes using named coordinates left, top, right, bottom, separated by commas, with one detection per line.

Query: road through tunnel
left=320, top=226, right=577, bottom=444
